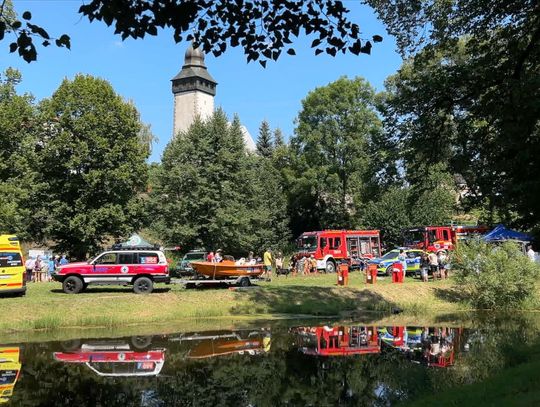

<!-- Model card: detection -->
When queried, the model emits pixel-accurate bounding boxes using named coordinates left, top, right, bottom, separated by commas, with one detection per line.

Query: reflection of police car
left=369, top=248, right=424, bottom=275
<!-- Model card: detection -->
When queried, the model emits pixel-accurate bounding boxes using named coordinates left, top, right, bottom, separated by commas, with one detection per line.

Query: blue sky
left=6, top=1, right=403, bottom=162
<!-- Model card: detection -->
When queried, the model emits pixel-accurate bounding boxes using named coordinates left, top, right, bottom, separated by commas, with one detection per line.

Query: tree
left=0, top=68, right=36, bottom=237
left=373, top=1, right=540, bottom=231
left=33, top=74, right=149, bottom=258
left=256, top=120, right=273, bottom=158
left=273, top=128, right=285, bottom=147
left=2, top=1, right=382, bottom=64
left=0, top=0, right=70, bottom=62
left=288, top=76, right=382, bottom=234
left=150, top=110, right=289, bottom=254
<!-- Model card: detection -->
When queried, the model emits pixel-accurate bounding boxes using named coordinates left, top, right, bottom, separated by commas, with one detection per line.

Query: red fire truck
left=296, top=230, right=381, bottom=273
left=402, top=225, right=489, bottom=253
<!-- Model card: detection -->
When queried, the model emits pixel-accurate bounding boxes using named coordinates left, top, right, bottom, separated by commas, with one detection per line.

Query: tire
left=325, top=260, right=336, bottom=273
left=131, top=335, right=152, bottom=350
left=61, top=339, right=81, bottom=351
left=239, top=277, right=251, bottom=287
left=133, top=277, right=153, bottom=294
left=63, top=276, right=83, bottom=294
left=385, top=265, right=392, bottom=276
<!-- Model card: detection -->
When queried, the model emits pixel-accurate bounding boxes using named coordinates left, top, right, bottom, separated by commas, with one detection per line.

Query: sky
left=5, top=1, right=403, bottom=162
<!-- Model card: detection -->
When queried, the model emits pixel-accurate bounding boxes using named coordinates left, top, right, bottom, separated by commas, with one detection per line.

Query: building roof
left=171, top=44, right=217, bottom=95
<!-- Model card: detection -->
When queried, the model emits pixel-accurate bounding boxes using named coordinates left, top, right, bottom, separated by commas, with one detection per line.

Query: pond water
left=1, top=314, right=539, bottom=406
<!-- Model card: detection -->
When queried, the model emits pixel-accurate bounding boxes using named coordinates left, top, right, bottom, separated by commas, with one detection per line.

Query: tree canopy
left=2, top=0, right=382, bottom=64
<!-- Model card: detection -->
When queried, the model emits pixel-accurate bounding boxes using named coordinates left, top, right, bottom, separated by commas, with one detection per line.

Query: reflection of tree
left=6, top=318, right=540, bottom=406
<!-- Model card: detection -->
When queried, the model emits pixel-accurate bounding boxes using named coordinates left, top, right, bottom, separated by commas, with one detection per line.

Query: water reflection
left=0, top=347, right=21, bottom=404
left=1, top=318, right=538, bottom=406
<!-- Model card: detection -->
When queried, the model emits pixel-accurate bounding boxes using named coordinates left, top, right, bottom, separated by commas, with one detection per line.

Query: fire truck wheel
left=326, top=260, right=336, bottom=273
left=133, top=277, right=154, bottom=294
left=63, top=276, right=83, bottom=294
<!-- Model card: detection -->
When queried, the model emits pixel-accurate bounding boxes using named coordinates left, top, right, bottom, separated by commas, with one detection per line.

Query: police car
left=368, top=248, right=424, bottom=275
left=52, top=246, right=170, bottom=294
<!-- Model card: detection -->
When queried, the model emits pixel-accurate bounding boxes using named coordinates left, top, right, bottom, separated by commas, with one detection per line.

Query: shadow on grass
left=433, top=287, right=470, bottom=304
left=230, top=285, right=398, bottom=321
left=50, top=287, right=172, bottom=294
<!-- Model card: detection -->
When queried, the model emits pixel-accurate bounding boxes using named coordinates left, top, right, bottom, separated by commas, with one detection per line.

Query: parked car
left=369, top=248, right=424, bottom=276
left=52, top=247, right=170, bottom=294
left=176, top=250, right=207, bottom=276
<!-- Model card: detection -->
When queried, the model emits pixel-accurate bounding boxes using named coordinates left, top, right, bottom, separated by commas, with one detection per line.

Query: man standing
left=428, top=251, right=439, bottom=279
left=24, top=257, right=35, bottom=283
left=263, top=248, right=272, bottom=281
left=527, top=245, right=537, bottom=262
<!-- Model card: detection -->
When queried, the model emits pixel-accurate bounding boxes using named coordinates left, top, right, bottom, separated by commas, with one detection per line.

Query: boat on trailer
left=190, top=260, right=265, bottom=279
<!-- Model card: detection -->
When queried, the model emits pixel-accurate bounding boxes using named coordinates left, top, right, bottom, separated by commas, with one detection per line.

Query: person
left=527, top=245, right=537, bottom=262
left=263, top=248, right=272, bottom=281
left=214, top=249, right=223, bottom=263
left=428, top=251, right=439, bottom=279
left=25, top=256, right=35, bottom=283
left=59, top=255, right=69, bottom=266
left=41, top=259, right=49, bottom=283
left=207, top=251, right=215, bottom=262
left=54, top=255, right=60, bottom=269
left=34, top=255, right=43, bottom=282
left=438, top=251, right=448, bottom=279
left=247, top=251, right=256, bottom=265
left=420, top=252, right=429, bottom=282
left=275, top=251, right=283, bottom=272
left=290, top=255, right=298, bottom=276
left=309, top=254, right=318, bottom=274
left=47, top=255, right=55, bottom=282
left=398, top=249, right=408, bottom=278
left=303, top=256, right=310, bottom=276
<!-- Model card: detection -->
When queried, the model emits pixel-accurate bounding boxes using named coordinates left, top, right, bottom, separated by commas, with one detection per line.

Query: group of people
left=420, top=251, right=449, bottom=282
left=289, top=254, right=319, bottom=276
left=24, top=254, right=68, bottom=282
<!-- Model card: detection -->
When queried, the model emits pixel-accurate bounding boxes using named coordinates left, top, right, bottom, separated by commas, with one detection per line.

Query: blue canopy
left=483, top=224, right=532, bottom=242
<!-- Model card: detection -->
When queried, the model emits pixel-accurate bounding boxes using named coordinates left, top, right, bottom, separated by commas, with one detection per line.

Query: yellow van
left=0, top=347, right=21, bottom=403
left=0, top=235, right=26, bottom=296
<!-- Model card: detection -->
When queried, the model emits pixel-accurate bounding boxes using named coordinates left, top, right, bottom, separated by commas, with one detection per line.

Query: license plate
left=0, top=275, right=12, bottom=279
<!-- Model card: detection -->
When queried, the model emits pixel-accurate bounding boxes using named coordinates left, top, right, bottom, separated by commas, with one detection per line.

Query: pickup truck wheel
left=133, top=277, right=153, bottom=294
left=63, top=276, right=83, bottom=294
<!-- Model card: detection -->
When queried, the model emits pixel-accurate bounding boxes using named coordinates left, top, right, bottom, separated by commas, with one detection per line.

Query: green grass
left=0, top=274, right=538, bottom=338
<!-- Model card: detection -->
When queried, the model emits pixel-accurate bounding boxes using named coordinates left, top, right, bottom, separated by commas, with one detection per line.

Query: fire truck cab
left=297, top=230, right=381, bottom=273
left=403, top=225, right=488, bottom=253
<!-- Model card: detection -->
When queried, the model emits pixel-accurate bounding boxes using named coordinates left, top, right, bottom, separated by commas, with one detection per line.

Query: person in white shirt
left=527, top=245, right=536, bottom=262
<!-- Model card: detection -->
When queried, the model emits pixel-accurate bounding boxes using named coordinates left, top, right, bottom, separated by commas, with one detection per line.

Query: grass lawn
left=0, top=272, right=536, bottom=339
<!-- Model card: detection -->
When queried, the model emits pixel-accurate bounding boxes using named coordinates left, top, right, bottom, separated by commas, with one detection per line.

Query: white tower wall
left=173, top=90, right=215, bottom=136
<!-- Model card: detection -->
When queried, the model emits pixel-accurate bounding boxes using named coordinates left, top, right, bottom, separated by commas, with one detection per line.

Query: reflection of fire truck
left=0, top=347, right=21, bottom=404
left=53, top=340, right=165, bottom=377
left=403, top=225, right=489, bottom=253
left=292, top=326, right=380, bottom=356
left=296, top=230, right=381, bottom=273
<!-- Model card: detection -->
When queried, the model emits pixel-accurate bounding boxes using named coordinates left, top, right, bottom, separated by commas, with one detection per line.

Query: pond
left=1, top=314, right=539, bottom=406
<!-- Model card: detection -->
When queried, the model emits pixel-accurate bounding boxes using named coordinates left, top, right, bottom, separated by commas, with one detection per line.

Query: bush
left=451, top=240, right=540, bottom=309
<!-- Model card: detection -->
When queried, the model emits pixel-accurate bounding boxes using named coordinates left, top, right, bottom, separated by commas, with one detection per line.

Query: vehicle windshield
left=184, top=253, right=205, bottom=260
left=403, top=230, right=424, bottom=245
left=297, top=235, right=317, bottom=251
left=0, top=252, right=22, bottom=268
left=380, top=251, right=398, bottom=260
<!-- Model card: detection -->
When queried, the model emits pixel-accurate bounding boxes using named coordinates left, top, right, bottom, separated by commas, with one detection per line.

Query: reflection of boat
left=0, top=347, right=21, bottom=404
left=175, top=330, right=271, bottom=359
left=293, top=326, right=380, bottom=356
left=191, top=261, right=264, bottom=278
left=53, top=341, right=165, bottom=377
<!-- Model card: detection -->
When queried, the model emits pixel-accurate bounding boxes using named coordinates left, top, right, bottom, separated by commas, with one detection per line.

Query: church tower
left=171, top=45, right=217, bottom=137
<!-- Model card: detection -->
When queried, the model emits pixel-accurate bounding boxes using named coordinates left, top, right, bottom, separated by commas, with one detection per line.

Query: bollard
left=392, top=262, right=403, bottom=283
left=366, top=263, right=377, bottom=284
left=338, top=262, right=349, bottom=286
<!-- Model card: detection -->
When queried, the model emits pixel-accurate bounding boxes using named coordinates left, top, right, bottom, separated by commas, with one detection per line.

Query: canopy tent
left=483, top=224, right=532, bottom=242
left=118, top=233, right=155, bottom=248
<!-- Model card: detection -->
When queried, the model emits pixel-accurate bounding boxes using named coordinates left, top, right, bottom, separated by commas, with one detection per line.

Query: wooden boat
left=190, top=260, right=264, bottom=279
